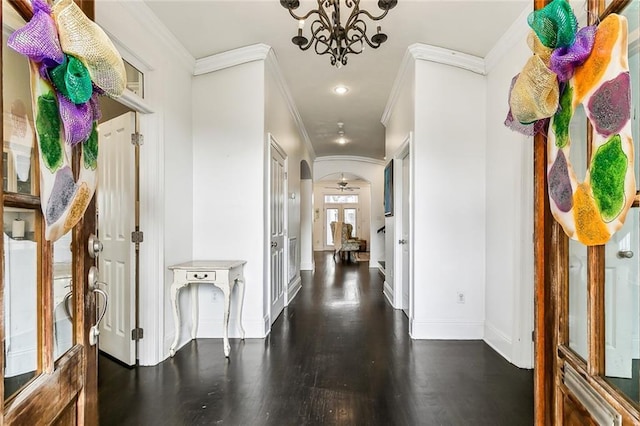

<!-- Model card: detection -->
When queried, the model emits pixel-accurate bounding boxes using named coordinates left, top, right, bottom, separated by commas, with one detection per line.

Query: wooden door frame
left=534, top=0, right=639, bottom=424
left=0, top=0, right=98, bottom=423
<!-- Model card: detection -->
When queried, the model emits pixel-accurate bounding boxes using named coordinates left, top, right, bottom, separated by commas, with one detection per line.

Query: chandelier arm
left=357, top=8, right=391, bottom=22
left=285, top=5, right=323, bottom=22
left=348, top=21, right=382, bottom=49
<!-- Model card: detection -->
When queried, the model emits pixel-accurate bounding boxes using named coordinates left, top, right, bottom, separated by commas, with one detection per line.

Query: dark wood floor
left=99, top=252, right=533, bottom=425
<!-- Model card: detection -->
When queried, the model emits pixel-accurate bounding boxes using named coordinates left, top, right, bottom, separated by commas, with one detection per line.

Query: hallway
left=99, top=252, right=533, bottom=425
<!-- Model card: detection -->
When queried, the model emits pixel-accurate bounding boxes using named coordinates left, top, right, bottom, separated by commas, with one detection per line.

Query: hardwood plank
left=99, top=252, right=534, bottom=425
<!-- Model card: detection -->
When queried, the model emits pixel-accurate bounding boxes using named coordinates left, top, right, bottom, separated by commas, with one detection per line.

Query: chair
left=330, top=221, right=361, bottom=262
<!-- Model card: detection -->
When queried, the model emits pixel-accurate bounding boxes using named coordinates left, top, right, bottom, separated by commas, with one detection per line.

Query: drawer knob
left=194, top=273, right=208, bottom=279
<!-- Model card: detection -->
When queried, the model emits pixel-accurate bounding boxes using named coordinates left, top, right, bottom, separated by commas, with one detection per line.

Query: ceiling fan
left=325, top=174, right=360, bottom=192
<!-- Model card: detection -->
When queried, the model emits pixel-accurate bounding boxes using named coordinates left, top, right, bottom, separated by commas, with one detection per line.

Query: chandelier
left=280, top=0, right=398, bottom=68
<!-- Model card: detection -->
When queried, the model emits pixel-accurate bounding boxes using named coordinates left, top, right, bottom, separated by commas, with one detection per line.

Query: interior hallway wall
left=484, top=8, right=534, bottom=368
left=97, top=1, right=195, bottom=365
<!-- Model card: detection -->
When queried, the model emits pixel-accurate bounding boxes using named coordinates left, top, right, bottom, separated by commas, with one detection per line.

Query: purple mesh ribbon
left=505, top=109, right=549, bottom=136
left=58, top=95, right=94, bottom=146
left=504, top=74, right=549, bottom=136
left=7, top=0, right=63, bottom=67
left=89, top=93, right=102, bottom=123
left=550, top=26, right=596, bottom=82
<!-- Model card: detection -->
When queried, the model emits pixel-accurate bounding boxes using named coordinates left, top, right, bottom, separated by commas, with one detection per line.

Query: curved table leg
left=190, top=284, right=198, bottom=339
left=222, top=285, right=231, bottom=357
left=169, top=283, right=181, bottom=357
left=236, top=278, right=246, bottom=340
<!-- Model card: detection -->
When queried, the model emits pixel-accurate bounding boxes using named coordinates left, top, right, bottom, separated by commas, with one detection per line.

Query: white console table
left=168, top=260, right=246, bottom=357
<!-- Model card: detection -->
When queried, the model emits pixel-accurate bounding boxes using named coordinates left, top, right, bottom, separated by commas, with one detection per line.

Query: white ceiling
left=144, top=0, right=529, bottom=161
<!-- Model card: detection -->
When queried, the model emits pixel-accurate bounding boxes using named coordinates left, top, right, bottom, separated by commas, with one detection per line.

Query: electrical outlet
left=457, top=292, right=465, bottom=304
left=212, top=291, right=217, bottom=302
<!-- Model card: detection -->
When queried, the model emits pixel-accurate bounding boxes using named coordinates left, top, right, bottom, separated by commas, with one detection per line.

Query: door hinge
left=131, top=132, right=144, bottom=146
left=532, top=330, right=535, bottom=342
left=131, top=231, right=144, bottom=244
left=131, top=328, right=144, bottom=341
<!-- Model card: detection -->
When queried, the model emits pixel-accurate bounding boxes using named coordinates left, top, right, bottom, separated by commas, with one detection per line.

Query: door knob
left=88, top=234, right=103, bottom=258
left=398, top=239, right=407, bottom=244
left=617, top=250, right=634, bottom=259
left=271, top=241, right=277, bottom=248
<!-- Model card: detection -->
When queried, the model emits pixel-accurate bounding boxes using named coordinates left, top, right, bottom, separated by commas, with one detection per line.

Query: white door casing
left=98, top=111, right=136, bottom=366
left=401, top=151, right=410, bottom=317
left=270, top=139, right=287, bottom=324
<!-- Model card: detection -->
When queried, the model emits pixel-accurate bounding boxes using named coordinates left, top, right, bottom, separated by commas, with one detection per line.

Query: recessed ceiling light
left=334, top=85, right=349, bottom=95
left=337, top=137, right=347, bottom=144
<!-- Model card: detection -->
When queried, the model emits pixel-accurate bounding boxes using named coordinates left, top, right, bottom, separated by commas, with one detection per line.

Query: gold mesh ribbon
left=527, top=31, right=553, bottom=65
left=53, top=0, right=126, bottom=98
left=509, top=54, right=559, bottom=124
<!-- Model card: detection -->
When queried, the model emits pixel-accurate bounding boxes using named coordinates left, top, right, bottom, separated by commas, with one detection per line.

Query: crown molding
left=484, top=5, right=531, bottom=74
left=381, top=48, right=414, bottom=127
left=408, top=43, right=486, bottom=75
left=108, top=0, right=196, bottom=73
left=381, top=43, right=486, bottom=126
left=194, top=44, right=271, bottom=76
left=314, top=156, right=386, bottom=166
left=264, top=49, right=316, bottom=160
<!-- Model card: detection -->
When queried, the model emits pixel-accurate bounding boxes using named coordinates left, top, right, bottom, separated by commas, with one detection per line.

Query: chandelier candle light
left=280, top=0, right=398, bottom=67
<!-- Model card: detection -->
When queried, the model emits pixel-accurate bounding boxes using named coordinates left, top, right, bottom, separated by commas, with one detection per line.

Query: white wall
left=192, top=61, right=267, bottom=341
left=190, top=48, right=313, bottom=343
left=97, top=1, right=195, bottom=365
left=484, top=9, right=534, bottom=368
left=313, top=157, right=385, bottom=265
left=411, top=59, right=487, bottom=339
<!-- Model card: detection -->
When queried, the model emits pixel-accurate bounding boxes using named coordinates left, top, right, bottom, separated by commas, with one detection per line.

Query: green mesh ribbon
left=590, top=135, right=627, bottom=222
left=36, top=91, right=63, bottom=172
left=528, top=0, right=578, bottom=48
left=83, top=122, right=98, bottom=170
left=552, top=84, right=574, bottom=148
left=50, top=54, right=93, bottom=104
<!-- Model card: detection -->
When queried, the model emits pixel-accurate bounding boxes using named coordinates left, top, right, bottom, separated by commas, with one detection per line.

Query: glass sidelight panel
left=567, top=102, right=589, bottom=361
left=568, top=239, right=588, bottom=361
left=602, top=1, right=640, bottom=404
left=3, top=208, right=38, bottom=399
left=2, top=8, right=37, bottom=197
left=326, top=208, right=339, bottom=245
left=603, top=208, right=640, bottom=403
left=53, top=232, right=73, bottom=360
left=344, top=208, right=357, bottom=237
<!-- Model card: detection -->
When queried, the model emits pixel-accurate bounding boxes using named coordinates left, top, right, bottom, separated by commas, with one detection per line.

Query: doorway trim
left=393, top=134, right=414, bottom=325
left=266, top=134, right=289, bottom=327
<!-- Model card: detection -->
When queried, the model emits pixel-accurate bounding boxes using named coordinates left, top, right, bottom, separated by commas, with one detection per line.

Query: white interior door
left=270, top=142, right=286, bottom=324
left=401, top=152, right=410, bottom=316
left=97, top=112, right=136, bottom=366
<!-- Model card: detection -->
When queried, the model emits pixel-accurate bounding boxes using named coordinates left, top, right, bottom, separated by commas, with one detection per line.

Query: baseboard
left=378, top=264, right=386, bottom=277
left=484, top=321, right=513, bottom=364
left=410, top=319, right=484, bottom=339
left=300, top=261, right=315, bottom=271
left=383, top=281, right=394, bottom=306
left=288, top=276, right=302, bottom=304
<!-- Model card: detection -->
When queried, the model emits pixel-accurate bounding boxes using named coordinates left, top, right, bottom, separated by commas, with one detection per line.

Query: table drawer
left=186, top=271, right=215, bottom=281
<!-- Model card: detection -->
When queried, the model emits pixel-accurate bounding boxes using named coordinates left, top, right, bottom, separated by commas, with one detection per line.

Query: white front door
left=401, top=152, right=410, bottom=317
left=324, top=204, right=358, bottom=248
left=270, top=141, right=287, bottom=324
left=97, top=112, right=136, bottom=365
